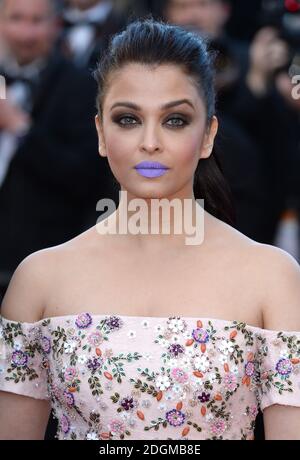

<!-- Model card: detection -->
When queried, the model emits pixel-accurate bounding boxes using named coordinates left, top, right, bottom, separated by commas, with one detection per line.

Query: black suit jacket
left=61, top=7, right=127, bottom=72
left=0, top=51, right=118, bottom=279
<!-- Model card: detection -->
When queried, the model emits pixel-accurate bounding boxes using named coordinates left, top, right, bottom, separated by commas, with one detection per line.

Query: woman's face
left=96, top=63, right=218, bottom=201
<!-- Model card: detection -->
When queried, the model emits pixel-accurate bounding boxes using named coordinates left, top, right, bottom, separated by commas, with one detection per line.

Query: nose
left=139, top=122, right=163, bottom=154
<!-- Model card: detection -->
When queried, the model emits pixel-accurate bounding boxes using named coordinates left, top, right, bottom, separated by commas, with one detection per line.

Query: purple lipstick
left=134, top=161, right=170, bottom=178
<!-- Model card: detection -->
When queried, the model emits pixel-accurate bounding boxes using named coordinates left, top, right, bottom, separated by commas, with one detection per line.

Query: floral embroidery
left=61, top=414, right=70, bottom=434
left=11, top=350, right=28, bottom=367
left=166, top=409, right=185, bottom=426
left=75, top=313, right=93, bottom=329
left=0, top=314, right=300, bottom=440
left=256, top=331, right=300, bottom=400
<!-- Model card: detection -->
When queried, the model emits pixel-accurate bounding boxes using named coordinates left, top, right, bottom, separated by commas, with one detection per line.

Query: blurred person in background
left=159, top=0, right=295, bottom=247
left=236, top=0, right=300, bottom=248
left=60, top=0, right=127, bottom=69
left=0, top=0, right=117, bottom=304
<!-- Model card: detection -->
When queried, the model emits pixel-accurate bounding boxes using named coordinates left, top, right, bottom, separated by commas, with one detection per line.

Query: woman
left=0, top=18, right=299, bottom=440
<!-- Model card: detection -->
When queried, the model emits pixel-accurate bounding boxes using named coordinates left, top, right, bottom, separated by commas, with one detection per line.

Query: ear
left=199, top=116, right=218, bottom=160
left=95, top=114, right=107, bottom=158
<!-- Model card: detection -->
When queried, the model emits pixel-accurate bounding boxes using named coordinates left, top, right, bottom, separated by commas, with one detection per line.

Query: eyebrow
left=110, top=98, right=195, bottom=112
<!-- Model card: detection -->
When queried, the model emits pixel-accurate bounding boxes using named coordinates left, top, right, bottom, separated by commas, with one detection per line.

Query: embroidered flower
left=41, top=336, right=51, bottom=354
left=105, top=316, right=123, bottom=331
left=155, top=375, right=171, bottom=391
left=245, top=361, right=255, bottom=377
left=193, top=355, right=210, bottom=372
left=192, top=328, right=210, bottom=344
left=171, top=367, right=189, bottom=384
left=11, top=350, right=28, bottom=367
left=166, top=409, right=185, bottom=427
left=78, top=355, right=87, bottom=364
left=86, top=357, right=103, bottom=372
left=120, top=396, right=137, bottom=411
left=63, top=390, right=75, bottom=407
left=223, top=373, right=238, bottom=392
left=276, top=358, right=293, bottom=377
left=218, top=340, right=234, bottom=355
left=108, top=419, right=126, bottom=437
left=87, top=331, right=103, bottom=347
left=167, top=317, right=187, bottom=334
left=197, top=391, right=211, bottom=403
left=61, top=415, right=70, bottom=434
left=168, top=343, right=185, bottom=358
left=64, top=341, right=77, bottom=354
left=64, top=367, right=78, bottom=382
left=104, top=348, right=114, bottom=359
left=155, top=325, right=165, bottom=334
left=210, top=419, right=227, bottom=436
left=75, top=313, right=92, bottom=329
left=141, top=320, right=150, bottom=329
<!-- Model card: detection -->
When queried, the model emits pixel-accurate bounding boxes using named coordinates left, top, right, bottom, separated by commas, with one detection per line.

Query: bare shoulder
left=210, top=216, right=300, bottom=331
left=1, top=247, right=58, bottom=322
left=226, top=224, right=300, bottom=331
left=1, top=225, right=104, bottom=323
left=247, top=242, right=300, bottom=331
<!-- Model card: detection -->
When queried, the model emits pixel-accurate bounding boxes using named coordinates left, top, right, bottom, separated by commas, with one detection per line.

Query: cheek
left=104, top=129, right=135, bottom=168
left=171, top=133, right=201, bottom=169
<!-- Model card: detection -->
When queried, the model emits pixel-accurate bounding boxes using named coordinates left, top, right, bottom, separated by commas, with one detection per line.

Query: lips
left=134, top=161, right=169, bottom=170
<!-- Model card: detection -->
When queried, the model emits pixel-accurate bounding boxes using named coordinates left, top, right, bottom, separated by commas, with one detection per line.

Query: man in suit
left=0, top=0, right=118, bottom=303
left=61, top=0, right=127, bottom=70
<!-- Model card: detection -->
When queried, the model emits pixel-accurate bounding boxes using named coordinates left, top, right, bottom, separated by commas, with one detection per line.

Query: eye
left=114, top=115, right=139, bottom=127
left=165, top=116, right=189, bottom=128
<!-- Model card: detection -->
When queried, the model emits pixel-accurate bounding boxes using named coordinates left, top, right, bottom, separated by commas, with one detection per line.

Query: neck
left=97, top=188, right=207, bottom=248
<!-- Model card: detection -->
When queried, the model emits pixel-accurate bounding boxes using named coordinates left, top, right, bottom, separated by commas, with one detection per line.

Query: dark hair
left=93, top=17, right=236, bottom=226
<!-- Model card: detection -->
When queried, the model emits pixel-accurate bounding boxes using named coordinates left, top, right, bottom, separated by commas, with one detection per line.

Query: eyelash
left=112, top=114, right=190, bottom=129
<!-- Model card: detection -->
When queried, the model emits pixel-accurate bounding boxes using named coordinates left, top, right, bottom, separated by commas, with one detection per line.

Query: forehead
left=104, top=63, right=202, bottom=110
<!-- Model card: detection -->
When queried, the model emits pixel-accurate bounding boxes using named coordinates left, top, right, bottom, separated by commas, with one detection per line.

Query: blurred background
left=1, top=0, right=300, bottom=441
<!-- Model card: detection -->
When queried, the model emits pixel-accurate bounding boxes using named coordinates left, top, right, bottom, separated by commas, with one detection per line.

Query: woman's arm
left=0, top=250, right=54, bottom=440
left=258, top=245, right=300, bottom=440
left=0, top=392, right=51, bottom=440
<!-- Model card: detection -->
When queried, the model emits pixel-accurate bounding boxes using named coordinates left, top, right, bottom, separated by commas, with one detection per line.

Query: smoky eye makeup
left=111, top=112, right=192, bottom=128
left=111, top=113, right=139, bottom=127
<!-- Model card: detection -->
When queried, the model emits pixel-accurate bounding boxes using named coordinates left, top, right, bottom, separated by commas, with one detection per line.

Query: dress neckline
left=0, top=311, right=264, bottom=331
left=1, top=312, right=299, bottom=333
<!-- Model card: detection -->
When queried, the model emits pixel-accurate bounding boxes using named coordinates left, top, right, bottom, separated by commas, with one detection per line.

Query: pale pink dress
left=0, top=313, right=300, bottom=440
